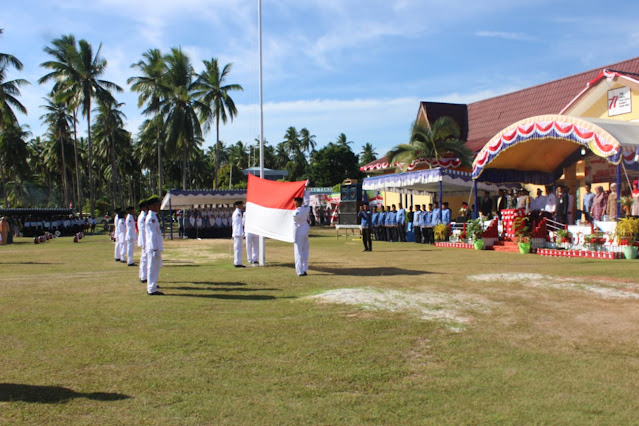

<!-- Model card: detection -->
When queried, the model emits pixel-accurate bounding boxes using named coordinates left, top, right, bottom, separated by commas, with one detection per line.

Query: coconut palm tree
left=40, top=36, right=123, bottom=215
left=335, top=133, right=352, bottom=147
left=386, top=117, right=473, bottom=171
left=0, top=124, right=30, bottom=206
left=39, top=34, right=83, bottom=209
left=194, top=58, right=243, bottom=189
left=0, top=30, right=28, bottom=133
left=40, top=96, right=73, bottom=206
left=281, top=126, right=301, bottom=157
left=359, top=142, right=377, bottom=167
left=93, top=97, right=126, bottom=208
left=128, top=48, right=168, bottom=195
left=299, top=128, right=316, bottom=156
left=160, top=47, right=203, bottom=190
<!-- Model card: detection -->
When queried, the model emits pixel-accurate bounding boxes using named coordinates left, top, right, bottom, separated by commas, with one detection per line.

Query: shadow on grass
left=273, top=262, right=431, bottom=277
left=0, top=262, right=58, bottom=265
left=0, top=383, right=131, bottom=404
left=166, top=286, right=279, bottom=292
left=166, top=293, right=285, bottom=301
left=167, top=281, right=247, bottom=286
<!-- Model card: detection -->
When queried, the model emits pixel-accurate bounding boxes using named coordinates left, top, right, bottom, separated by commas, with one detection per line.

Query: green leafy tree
left=194, top=58, right=243, bottom=189
left=40, top=96, right=73, bottom=206
left=307, top=143, right=362, bottom=187
left=0, top=124, right=30, bottom=206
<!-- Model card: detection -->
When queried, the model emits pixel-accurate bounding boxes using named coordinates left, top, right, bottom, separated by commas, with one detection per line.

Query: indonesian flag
left=244, top=174, right=308, bottom=243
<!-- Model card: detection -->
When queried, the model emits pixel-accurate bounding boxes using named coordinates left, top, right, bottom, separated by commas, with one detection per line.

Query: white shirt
left=137, top=211, right=146, bottom=247
left=544, top=193, right=556, bottom=213
left=232, top=207, right=243, bottom=237
left=293, top=205, right=310, bottom=236
left=145, top=210, right=163, bottom=253
left=125, top=213, right=137, bottom=241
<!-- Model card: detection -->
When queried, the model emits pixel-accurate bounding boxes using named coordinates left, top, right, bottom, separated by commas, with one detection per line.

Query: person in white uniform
left=293, top=196, right=310, bottom=276
left=232, top=201, right=245, bottom=267
left=145, top=197, right=164, bottom=295
left=113, top=211, right=121, bottom=261
left=245, top=229, right=259, bottom=265
left=137, top=199, right=148, bottom=283
left=115, top=210, right=127, bottom=263
left=125, top=206, right=137, bottom=266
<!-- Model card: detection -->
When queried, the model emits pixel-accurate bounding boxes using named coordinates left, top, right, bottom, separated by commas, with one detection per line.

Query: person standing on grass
left=137, top=199, right=149, bottom=284
left=113, top=211, right=122, bottom=261
left=125, top=206, right=137, bottom=266
left=245, top=205, right=259, bottom=265
left=293, top=196, right=310, bottom=276
left=232, top=200, right=245, bottom=268
left=396, top=203, right=406, bottom=242
left=145, top=197, right=164, bottom=295
left=116, top=210, right=127, bottom=263
left=358, top=203, right=373, bottom=252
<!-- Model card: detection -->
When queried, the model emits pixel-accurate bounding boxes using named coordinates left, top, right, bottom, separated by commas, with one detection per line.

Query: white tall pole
left=258, top=0, right=266, bottom=266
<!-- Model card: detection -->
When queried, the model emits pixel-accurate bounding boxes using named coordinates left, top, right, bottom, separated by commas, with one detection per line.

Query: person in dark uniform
left=358, top=203, right=373, bottom=252
left=479, top=191, right=493, bottom=218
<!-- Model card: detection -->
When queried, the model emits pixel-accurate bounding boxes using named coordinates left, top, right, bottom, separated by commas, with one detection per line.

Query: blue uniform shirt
left=388, top=211, right=397, bottom=226
left=413, top=210, right=421, bottom=225
left=372, top=211, right=379, bottom=227
left=379, top=211, right=387, bottom=226
left=358, top=209, right=372, bottom=228
left=431, top=208, right=442, bottom=226
left=441, top=208, right=451, bottom=225
left=421, top=211, right=431, bottom=227
left=396, top=208, right=405, bottom=225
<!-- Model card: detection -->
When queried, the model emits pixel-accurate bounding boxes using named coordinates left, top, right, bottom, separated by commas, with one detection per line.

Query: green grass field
left=2, top=229, right=639, bottom=424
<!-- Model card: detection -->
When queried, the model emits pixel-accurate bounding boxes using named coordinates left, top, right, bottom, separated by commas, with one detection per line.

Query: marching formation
left=112, top=196, right=164, bottom=296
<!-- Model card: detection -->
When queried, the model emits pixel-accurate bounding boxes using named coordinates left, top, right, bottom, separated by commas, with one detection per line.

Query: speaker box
left=340, top=184, right=362, bottom=202
left=339, top=201, right=362, bottom=225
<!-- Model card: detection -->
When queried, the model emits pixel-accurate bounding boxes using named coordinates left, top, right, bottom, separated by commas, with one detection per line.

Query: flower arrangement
left=555, top=229, right=573, bottom=245
left=466, top=218, right=485, bottom=242
left=619, top=196, right=634, bottom=208
left=583, top=233, right=605, bottom=250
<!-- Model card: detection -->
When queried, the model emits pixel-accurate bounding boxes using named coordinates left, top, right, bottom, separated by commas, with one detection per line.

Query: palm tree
left=128, top=48, right=168, bottom=196
left=194, top=58, right=243, bottom=189
left=298, top=128, right=316, bottom=156
left=359, top=142, right=377, bottom=166
left=0, top=30, right=28, bottom=133
left=281, top=126, right=301, bottom=157
left=0, top=124, right=30, bottom=206
left=93, top=98, right=126, bottom=208
left=40, top=36, right=123, bottom=215
left=335, top=133, right=352, bottom=147
left=386, top=117, right=473, bottom=171
left=160, top=47, right=203, bottom=190
left=40, top=96, right=73, bottom=206
left=39, top=35, right=83, bottom=209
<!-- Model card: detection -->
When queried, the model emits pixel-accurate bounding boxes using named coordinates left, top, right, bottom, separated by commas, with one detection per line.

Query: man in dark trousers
left=556, top=185, right=570, bottom=224
left=358, top=203, right=373, bottom=252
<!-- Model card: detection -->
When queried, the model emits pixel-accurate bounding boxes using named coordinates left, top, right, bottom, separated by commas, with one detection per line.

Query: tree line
left=0, top=30, right=379, bottom=215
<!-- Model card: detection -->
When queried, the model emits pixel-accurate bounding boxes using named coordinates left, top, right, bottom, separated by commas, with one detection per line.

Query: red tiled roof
left=466, top=56, right=639, bottom=152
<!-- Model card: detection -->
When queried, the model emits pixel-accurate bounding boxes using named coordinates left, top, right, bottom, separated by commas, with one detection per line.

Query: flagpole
left=258, top=0, right=266, bottom=266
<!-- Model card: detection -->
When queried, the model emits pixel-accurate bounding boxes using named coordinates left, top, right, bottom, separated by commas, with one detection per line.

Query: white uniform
left=232, top=207, right=244, bottom=266
left=246, top=232, right=259, bottom=264
left=137, top=210, right=147, bottom=281
left=145, top=210, right=163, bottom=294
left=125, top=213, right=137, bottom=265
left=293, top=204, right=310, bottom=276
left=117, top=216, right=126, bottom=261
left=113, top=214, right=120, bottom=260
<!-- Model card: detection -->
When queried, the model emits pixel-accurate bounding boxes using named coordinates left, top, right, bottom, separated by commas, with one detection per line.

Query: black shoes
left=115, top=259, right=120, bottom=262
left=127, top=263, right=136, bottom=266
left=140, top=279, right=147, bottom=283
left=148, top=291, right=164, bottom=296
left=298, top=272, right=307, bottom=276
left=234, top=265, right=245, bottom=268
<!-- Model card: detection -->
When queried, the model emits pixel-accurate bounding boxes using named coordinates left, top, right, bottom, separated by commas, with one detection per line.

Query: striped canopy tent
left=160, top=189, right=246, bottom=210
left=472, top=114, right=639, bottom=184
left=362, top=168, right=503, bottom=197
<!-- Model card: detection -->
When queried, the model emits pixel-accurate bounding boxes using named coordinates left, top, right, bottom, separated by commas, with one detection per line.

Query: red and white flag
left=244, top=174, right=307, bottom=243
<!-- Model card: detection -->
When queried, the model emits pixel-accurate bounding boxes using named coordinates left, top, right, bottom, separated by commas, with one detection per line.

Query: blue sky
left=3, top=0, right=639, bottom=158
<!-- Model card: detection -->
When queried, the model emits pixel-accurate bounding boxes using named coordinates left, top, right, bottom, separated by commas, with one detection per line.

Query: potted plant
left=555, top=229, right=573, bottom=248
left=583, top=232, right=604, bottom=251
left=513, top=216, right=532, bottom=254
left=433, top=224, right=449, bottom=242
left=467, top=218, right=485, bottom=250
left=614, top=217, right=639, bottom=259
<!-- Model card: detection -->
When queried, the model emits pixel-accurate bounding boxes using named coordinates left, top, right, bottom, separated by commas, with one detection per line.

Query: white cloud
left=475, top=31, right=537, bottom=42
